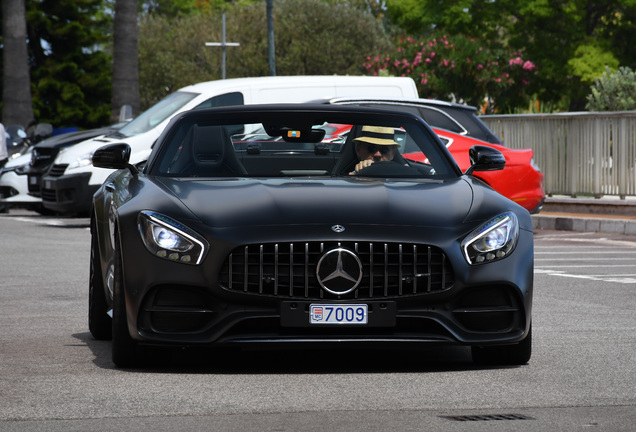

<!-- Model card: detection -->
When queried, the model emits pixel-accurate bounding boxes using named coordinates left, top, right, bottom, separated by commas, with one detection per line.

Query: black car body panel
left=89, top=105, right=533, bottom=367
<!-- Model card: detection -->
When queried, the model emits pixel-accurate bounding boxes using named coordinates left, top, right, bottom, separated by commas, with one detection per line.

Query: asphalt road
left=1, top=210, right=635, bottom=431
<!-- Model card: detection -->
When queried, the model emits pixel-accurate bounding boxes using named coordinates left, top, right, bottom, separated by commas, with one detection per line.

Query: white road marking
left=534, top=269, right=636, bottom=284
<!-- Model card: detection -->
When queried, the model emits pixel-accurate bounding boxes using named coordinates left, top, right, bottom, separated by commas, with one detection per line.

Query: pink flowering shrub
left=364, top=33, right=537, bottom=112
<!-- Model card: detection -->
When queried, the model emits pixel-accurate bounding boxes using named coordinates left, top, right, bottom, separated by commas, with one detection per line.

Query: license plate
left=310, top=304, right=367, bottom=324
left=29, top=177, right=38, bottom=185
left=44, top=180, right=52, bottom=189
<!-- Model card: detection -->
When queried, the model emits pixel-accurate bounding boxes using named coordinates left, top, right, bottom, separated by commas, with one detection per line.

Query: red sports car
left=405, top=129, right=544, bottom=214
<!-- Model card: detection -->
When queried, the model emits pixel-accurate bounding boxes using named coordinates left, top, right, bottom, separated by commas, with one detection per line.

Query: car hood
left=155, top=177, right=475, bottom=229
left=3, top=150, right=32, bottom=168
left=34, top=127, right=117, bottom=150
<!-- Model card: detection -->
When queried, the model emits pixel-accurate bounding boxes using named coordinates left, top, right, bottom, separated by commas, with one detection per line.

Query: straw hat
left=353, top=126, right=400, bottom=146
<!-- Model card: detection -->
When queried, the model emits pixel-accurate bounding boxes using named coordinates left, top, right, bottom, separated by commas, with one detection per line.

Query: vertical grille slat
left=304, top=243, right=309, bottom=298
left=220, top=241, right=454, bottom=299
left=369, top=243, right=374, bottom=298
left=274, top=244, right=279, bottom=295
left=243, top=246, right=249, bottom=292
left=259, top=245, right=264, bottom=294
left=412, top=245, right=418, bottom=294
left=384, top=243, right=389, bottom=297
left=427, top=246, right=432, bottom=292
left=398, top=244, right=403, bottom=295
left=289, top=243, right=294, bottom=297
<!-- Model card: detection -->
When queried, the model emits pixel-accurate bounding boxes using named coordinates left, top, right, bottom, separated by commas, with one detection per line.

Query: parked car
left=39, top=76, right=419, bottom=215
left=0, top=123, right=55, bottom=213
left=3, top=123, right=54, bottom=159
left=324, top=98, right=545, bottom=213
left=0, top=150, right=42, bottom=212
left=27, top=125, right=125, bottom=199
left=0, top=126, right=122, bottom=213
left=417, top=130, right=543, bottom=213
left=320, top=97, right=503, bottom=144
left=88, top=104, right=534, bottom=368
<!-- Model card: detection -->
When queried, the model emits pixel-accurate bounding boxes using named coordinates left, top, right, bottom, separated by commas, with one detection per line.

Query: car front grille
left=31, top=147, right=59, bottom=169
left=40, top=188, right=57, bottom=202
left=48, top=164, right=68, bottom=177
left=219, top=241, right=454, bottom=300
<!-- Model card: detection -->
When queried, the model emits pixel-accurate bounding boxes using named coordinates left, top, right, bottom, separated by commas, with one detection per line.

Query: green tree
left=586, top=66, right=636, bottom=111
left=384, top=0, right=636, bottom=111
left=25, top=0, right=113, bottom=128
left=138, top=0, right=391, bottom=109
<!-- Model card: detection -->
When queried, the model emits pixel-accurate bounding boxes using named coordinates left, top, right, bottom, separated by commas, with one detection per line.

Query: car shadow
left=74, top=331, right=521, bottom=374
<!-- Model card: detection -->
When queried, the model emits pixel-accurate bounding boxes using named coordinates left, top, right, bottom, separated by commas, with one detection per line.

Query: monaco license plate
left=310, top=304, right=368, bottom=325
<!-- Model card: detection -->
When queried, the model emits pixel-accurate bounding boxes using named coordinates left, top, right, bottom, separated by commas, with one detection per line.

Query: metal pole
left=222, top=14, right=227, bottom=79
left=267, top=0, right=276, bottom=76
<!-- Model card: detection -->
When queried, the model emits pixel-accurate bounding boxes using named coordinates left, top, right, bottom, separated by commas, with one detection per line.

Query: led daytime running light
left=462, top=212, right=519, bottom=265
left=138, top=211, right=208, bottom=265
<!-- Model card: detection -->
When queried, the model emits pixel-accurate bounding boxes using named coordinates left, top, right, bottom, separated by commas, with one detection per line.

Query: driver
left=350, top=125, right=400, bottom=175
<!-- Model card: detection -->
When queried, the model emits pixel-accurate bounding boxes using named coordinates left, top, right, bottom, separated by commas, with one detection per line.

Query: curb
left=532, top=213, right=636, bottom=235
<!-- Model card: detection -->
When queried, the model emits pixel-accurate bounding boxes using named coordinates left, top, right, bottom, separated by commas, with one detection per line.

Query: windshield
left=114, top=91, right=198, bottom=138
left=149, top=109, right=457, bottom=180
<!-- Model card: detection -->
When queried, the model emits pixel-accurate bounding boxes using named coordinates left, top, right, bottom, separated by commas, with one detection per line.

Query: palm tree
left=111, top=0, right=140, bottom=123
left=2, top=0, right=34, bottom=127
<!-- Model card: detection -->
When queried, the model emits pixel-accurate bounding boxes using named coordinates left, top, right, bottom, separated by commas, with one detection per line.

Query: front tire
left=471, top=324, right=532, bottom=366
left=88, top=221, right=112, bottom=340
left=111, top=236, right=139, bottom=368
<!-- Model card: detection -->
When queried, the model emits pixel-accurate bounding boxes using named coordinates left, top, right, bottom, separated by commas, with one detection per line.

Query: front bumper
left=135, top=283, right=529, bottom=347
left=0, top=171, right=41, bottom=205
left=41, top=171, right=97, bottom=214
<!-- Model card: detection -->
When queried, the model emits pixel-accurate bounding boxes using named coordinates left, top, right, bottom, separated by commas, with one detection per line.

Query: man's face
left=356, top=142, right=398, bottom=162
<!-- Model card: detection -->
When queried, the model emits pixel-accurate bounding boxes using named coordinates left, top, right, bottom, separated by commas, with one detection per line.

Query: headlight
left=66, top=152, right=95, bottom=170
left=462, top=212, right=519, bottom=265
left=1, top=163, right=30, bottom=176
left=138, top=211, right=209, bottom=265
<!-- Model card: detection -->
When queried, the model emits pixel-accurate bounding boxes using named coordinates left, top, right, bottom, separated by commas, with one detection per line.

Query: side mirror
left=465, top=145, right=505, bottom=175
left=5, top=125, right=27, bottom=147
left=93, top=143, right=136, bottom=175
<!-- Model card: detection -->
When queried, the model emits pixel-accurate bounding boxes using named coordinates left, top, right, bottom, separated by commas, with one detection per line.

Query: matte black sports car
left=89, top=105, right=533, bottom=368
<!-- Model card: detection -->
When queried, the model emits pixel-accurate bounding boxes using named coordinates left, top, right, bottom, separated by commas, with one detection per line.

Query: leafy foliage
left=384, top=0, right=636, bottom=111
left=365, top=33, right=537, bottom=113
left=25, top=0, right=113, bottom=128
left=138, top=0, right=391, bottom=109
left=586, top=66, right=636, bottom=111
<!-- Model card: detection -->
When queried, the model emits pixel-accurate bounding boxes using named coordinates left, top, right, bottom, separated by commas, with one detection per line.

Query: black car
left=28, top=125, right=125, bottom=199
left=89, top=105, right=533, bottom=368
left=319, top=97, right=502, bottom=144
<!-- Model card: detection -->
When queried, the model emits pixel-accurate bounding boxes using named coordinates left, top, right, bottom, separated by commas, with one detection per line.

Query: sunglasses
left=363, top=144, right=394, bottom=154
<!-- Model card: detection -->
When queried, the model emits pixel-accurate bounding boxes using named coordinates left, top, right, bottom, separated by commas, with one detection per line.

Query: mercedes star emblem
left=331, top=225, right=345, bottom=233
left=316, top=248, right=363, bottom=295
